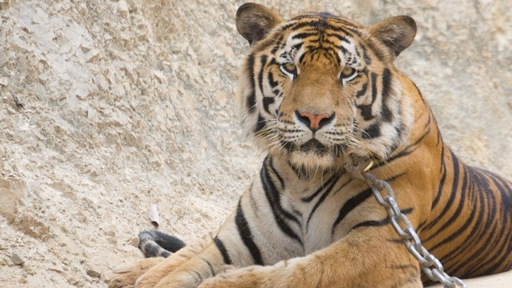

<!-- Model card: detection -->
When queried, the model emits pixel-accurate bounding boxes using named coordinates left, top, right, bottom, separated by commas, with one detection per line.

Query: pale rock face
left=0, top=0, right=510, bottom=286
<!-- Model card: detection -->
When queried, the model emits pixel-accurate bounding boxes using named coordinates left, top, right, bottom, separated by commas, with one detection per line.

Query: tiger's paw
left=198, top=266, right=271, bottom=288
left=108, top=257, right=164, bottom=288
left=134, top=269, right=172, bottom=288
left=134, top=259, right=193, bottom=288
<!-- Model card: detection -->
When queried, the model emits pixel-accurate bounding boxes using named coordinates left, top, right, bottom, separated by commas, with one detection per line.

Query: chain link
left=363, top=172, right=467, bottom=288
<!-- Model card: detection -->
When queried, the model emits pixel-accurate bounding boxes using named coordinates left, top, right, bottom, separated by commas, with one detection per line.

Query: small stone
left=0, top=51, right=9, bottom=68
left=18, top=277, right=28, bottom=284
left=119, top=0, right=128, bottom=16
left=0, top=0, right=10, bottom=11
left=23, top=262, right=35, bottom=275
left=85, top=48, right=100, bottom=62
left=73, top=212, right=87, bottom=223
left=107, top=236, right=117, bottom=245
left=11, top=252, right=25, bottom=265
left=67, top=277, right=80, bottom=286
left=0, top=178, right=25, bottom=223
left=0, top=255, right=13, bottom=266
left=127, top=236, right=139, bottom=247
left=153, top=70, right=166, bottom=83
left=16, top=213, right=50, bottom=241
left=84, top=262, right=101, bottom=278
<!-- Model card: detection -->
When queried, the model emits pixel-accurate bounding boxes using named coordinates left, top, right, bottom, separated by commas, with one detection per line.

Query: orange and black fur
left=109, top=3, right=512, bottom=288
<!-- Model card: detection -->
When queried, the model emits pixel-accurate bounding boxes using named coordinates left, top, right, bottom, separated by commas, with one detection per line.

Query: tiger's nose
left=296, top=111, right=334, bottom=132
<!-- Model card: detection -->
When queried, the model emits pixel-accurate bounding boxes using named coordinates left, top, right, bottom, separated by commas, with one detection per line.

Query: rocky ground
left=0, top=0, right=511, bottom=287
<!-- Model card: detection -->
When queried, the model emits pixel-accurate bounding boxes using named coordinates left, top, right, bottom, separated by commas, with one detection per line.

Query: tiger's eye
left=283, top=63, right=297, bottom=74
left=341, top=66, right=355, bottom=77
left=280, top=62, right=298, bottom=80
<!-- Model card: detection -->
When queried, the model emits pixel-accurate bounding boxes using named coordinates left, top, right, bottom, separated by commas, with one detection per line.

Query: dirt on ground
left=0, top=0, right=511, bottom=287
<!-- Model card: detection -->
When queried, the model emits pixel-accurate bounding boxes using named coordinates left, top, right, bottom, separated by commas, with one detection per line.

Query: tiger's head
left=236, top=3, right=417, bottom=172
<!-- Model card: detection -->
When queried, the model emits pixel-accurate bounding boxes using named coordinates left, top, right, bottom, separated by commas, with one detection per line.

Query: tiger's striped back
left=421, top=146, right=512, bottom=281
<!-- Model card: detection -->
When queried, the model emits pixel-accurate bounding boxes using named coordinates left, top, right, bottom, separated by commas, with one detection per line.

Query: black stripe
left=289, top=21, right=320, bottom=31
left=361, top=122, right=381, bottom=139
left=254, top=114, right=266, bottom=133
left=412, top=81, right=426, bottom=105
left=486, top=169, right=512, bottom=209
left=288, top=20, right=357, bottom=37
left=268, top=71, right=279, bottom=89
left=298, top=52, right=307, bottom=65
left=235, top=201, right=264, bottom=265
left=270, top=36, right=283, bottom=54
left=292, top=32, right=318, bottom=39
left=327, top=33, right=350, bottom=44
left=213, top=237, right=232, bottom=265
left=431, top=147, right=447, bottom=208
left=424, top=149, right=460, bottom=230
left=288, top=161, right=307, bottom=179
left=355, top=82, right=368, bottom=98
left=437, top=170, right=487, bottom=266
left=357, top=72, right=378, bottom=121
left=381, top=68, right=393, bottom=122
left=390, top=264, right=418, bottom=271
left=332, top=188, right=372, bottom=234
left=463, top=221, right=506, bottom=276
left=339, top=45, right=348, bottom=54
left=191, top=270, right=203, bottom=282
left=301, top=172, right=342, bottom=202
left=292, top=42, right=304, bottom=51
left=435, top=166, right=498, bottom=275
left=349, top=208, right=413, bottom=231
left=246, top=55, right=256, bottom=113
left=424, top=111, right=432, bottom=129
left=261, top=158, right=303, bottom=245
left=382, top=128, right=430, bottom=165
left=458, top=224, right=499, bottom=276
left=359, top=44, right=371, bottom=65
left=426, top=167, right=469, bottom=248
left=262, top=97, right=274, bottom=114
left=268, top=157, right=285, bottom=189
left=200, top=257, right=215, bottom=276
left=257, top=55, right=268, bottom=97
left=332, top=173, right=405, bottom=235
left=262, top=160, right=301, bottom=227
left=481, top=231, right=512, bottom=275
left=306, top=172, right=345, bottom=229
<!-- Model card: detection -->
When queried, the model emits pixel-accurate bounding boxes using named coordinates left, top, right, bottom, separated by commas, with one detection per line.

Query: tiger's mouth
left=280, top=138, right=351, bottom=172
left=282, top=138, right=347, bottom=157
left=299, top=139, right=330, bottom=155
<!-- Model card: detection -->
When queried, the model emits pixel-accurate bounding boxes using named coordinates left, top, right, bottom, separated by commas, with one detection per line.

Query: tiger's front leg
left=149, top=207, right=266, bottom=288
left=132, top=232, right=215, bottom=288
left=198, top=227, right=423, bottom=288
left=108, top=231, right=213, bottom=288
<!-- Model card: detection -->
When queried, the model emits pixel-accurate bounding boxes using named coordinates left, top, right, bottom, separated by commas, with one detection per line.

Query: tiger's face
left=236, top=4, right=417, bottom=171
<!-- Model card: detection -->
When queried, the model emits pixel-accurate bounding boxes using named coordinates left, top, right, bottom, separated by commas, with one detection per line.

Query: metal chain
left=362, top=172, right=467, bottom=288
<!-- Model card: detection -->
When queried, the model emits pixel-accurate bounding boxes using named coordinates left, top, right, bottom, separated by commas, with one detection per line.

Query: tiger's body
left=109, top=3, right=512, bottom=288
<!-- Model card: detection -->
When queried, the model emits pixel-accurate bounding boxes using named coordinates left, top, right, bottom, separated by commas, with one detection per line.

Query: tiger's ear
left=236, top=3, right=283, bottom=45
left=368, top=16, right=417, bottom=58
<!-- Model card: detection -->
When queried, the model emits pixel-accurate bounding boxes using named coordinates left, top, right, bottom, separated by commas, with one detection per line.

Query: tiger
left=108, top=3, right=512, bottom=288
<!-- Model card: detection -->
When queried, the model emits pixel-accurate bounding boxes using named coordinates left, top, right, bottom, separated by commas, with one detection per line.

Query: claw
left=344, top=153, right=374, bottom=180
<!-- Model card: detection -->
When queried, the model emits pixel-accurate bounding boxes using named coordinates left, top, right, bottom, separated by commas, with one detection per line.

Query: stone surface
left=0, top=178, right=25, bottom=223
left=0, top=0, right=510, bottom=287
left=11, top=252, right=25, bottom=265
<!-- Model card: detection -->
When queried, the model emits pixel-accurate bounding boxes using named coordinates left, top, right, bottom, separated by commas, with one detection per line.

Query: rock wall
left=0, top=0, right=510, bottom=287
